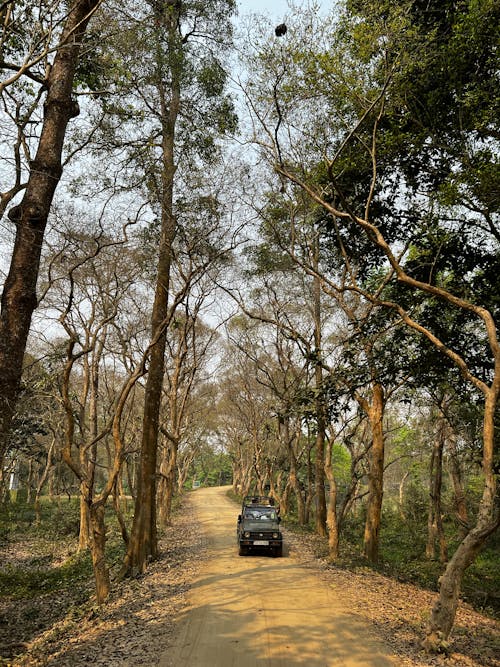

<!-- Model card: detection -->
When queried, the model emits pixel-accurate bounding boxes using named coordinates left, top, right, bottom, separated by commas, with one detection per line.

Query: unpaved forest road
left=160, top=487, right=396, bottom=667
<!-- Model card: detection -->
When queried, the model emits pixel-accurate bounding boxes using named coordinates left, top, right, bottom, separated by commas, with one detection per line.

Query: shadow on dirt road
left=160, top=486, right=396, bottom=667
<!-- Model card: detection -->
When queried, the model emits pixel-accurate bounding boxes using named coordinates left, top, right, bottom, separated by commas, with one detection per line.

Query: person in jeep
left=237, top=497, right=283, bottom=557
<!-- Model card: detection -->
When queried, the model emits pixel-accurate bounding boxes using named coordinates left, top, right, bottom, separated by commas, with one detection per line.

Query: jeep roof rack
left=242, top=495, right=275, bottom=506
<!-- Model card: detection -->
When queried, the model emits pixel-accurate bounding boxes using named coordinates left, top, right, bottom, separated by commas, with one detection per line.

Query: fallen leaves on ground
left=1, top=501, right=206, bottom=667
left=284, top=529, right=499, bottom=667
left=1, top=495, right=498, bottom=667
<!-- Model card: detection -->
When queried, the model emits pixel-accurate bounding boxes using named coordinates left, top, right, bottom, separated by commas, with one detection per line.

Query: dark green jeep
left=236, top=496, right=283, bottom=557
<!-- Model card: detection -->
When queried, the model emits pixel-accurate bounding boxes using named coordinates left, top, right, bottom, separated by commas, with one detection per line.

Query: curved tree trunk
left=276, top=104, right=500, bottom=648
left=423, top=519, right=498, bottom=651
left=424, top=388, right=499, bottom=651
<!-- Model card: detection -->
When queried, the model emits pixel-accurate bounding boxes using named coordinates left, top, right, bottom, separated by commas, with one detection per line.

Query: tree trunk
left=305, top=443, right=314, bottom=524
left=26, top=460, right=35, bottom=504
left=89, top=503, right=110, bottom=604
left=447, top=430, right=469, bottom=538
left=240, top=473, right=253, bottom=499
left=280, top=415, right=305, bottom=523
left=78, top=482, right=91, bottom=550
left=177, top=450, right=195, bottom=493
left=312, top=268, right=327, bottom=537
left=424, top=388, right=499, bottom=651
left=112, top=479, right=129, bottom=546
left=0, top=0, right=101, bottom=471
left=126, top=456, right=136, bottom=500
left=398, top=471, right=410, bottom=519
left=158, top=441, right=177, bottom=527
left=34, top=436, right=56, bottom=523
left=363, top=382, right=385, bottom=563
left=125, top=401, right=161, bottom=573
left=123, top=5, right=181, bottom=575
left=315, top=423, right=327, bottom=535
left=423, top=520, right=498, bottom=652
left=426, top=410, right=447, bottom=563
left=325, top=438, right=339, bottom=560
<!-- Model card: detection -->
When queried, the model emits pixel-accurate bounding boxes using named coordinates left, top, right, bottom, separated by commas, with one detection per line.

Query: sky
left=237, top=0, right=291, bottom=18
left=236, top=1, right=329, bottom=26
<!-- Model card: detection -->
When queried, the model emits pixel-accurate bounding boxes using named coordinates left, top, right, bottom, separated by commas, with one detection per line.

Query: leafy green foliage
left=378, top=507, right=500, bottom=617
left=87, top=0, right=238, bottom=183
left=283, top=492, right=500, bottom=616
left=190, top=448, right=232, bottom=487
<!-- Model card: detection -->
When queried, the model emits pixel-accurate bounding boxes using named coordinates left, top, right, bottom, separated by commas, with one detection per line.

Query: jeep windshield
left=242, top=509, right=279, bottom=524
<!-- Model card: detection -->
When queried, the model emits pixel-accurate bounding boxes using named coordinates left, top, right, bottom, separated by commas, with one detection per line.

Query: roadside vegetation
left=303, top=508, right=499, bottom=619
left=2, top=487, right=498, bottom=667
left=0, top=494, right=124, bottom=664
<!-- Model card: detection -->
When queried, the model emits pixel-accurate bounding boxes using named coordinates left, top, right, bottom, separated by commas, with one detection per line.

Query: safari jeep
left=236, top=496, right=283, bottom=557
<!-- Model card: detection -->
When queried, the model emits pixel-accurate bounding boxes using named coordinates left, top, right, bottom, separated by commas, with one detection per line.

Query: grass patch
left=0, top=496, right=80, bottom=543
left=0, top=550, right=93, bottom=599
left=0, top=495, right=132, bottom=601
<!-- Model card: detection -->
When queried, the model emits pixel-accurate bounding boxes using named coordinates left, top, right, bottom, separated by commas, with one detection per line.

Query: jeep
left=236, top=496, right=283, bottom=557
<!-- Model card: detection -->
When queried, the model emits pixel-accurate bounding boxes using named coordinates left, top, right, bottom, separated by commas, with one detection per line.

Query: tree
left=0, top=0, right=102, bottom=481
left=157, top=211, right=234, bottom=525
left=91, top=0, right=238, bottom=576
left=38, top=217, right=145, bottom=601
left=243, top=188, right=408, bottom=560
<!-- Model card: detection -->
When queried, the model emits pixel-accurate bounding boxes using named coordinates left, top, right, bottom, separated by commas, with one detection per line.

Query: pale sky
left=237, top=1, right=328, bottom=22
left=237, top=0, right=292, bottom=19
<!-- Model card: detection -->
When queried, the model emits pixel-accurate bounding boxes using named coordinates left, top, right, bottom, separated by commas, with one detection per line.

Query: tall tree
left=0, top=0, right=102, bottom=479
left=39, top=218, right=145, bottom=602
left=106, top=0, right=237, bottom=575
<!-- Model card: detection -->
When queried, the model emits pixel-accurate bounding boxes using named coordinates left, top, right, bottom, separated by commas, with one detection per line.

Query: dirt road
left=160, top=487, right=396, bottom=667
